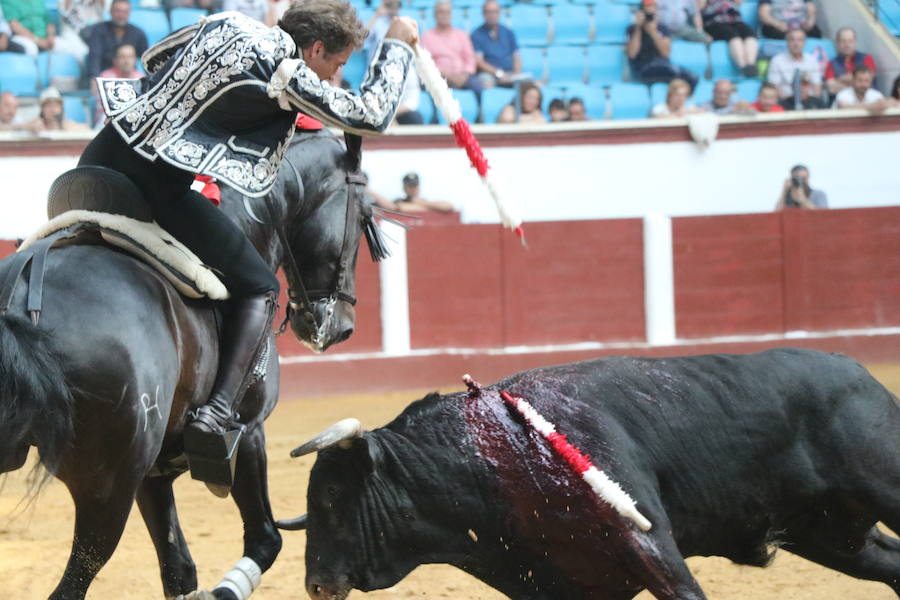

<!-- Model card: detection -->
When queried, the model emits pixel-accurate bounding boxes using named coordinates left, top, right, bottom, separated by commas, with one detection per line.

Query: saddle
left=9, top=167, right=229, bottom=324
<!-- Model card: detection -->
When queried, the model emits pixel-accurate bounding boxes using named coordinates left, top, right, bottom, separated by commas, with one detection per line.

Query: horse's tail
left=0, top=314, right=74, bottom=478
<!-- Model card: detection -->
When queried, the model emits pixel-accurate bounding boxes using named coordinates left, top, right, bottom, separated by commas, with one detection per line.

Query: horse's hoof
left=206, top=482, right=231, bottom=498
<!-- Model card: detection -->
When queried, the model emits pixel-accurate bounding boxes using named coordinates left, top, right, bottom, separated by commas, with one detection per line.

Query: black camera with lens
left=642, top=9, right=655, bottom=20
left=790, top=174, right=803, bottom=188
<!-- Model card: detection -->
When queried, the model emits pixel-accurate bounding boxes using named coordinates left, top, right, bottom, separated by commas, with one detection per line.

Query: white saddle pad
left=18, top=210, right=229, bottom=300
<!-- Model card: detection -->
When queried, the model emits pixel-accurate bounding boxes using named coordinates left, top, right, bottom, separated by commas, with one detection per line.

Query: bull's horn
left=275, top=514, right=308, bottom=530
left=290, top=418, right=363, bottom=457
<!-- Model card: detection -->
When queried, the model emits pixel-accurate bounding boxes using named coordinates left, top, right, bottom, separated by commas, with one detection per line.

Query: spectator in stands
left=702, top=78, right=752, bottom=114
left=1, top=0, right=84, bottom=57
left=548, top=98, right=568, bottom=122
left=767, top=28, right=822, bottom=100
left=780, top=72, right=824, bottom=110
left=471, top=0, right=521, bottom=88
left=84, top=0, right=149, bottom=80
left=892, top=75, right=900, bottom=101
left=758, top=0, right=821, bottom=39
left=0, top=91, right=22, bottom=131
left=422, top=1, right=482, bottom=99
left=658, top=0, right=708, bottom=43
left=627, top=0, right=699, bottom=90
left=223, top=0, right=268, bottom=23
left=751, top=82, right=785, bottom=112
left=568, top=97, right=588, bottom=121
left=364, top=0, right=400, bottom=61
left=651, top=77, right=702, bottom=117
left=832, top=66, right=896, bottom=114
left=775, top=164, right=826, bottom=210
left=393, top=172, right=455, bottom=213
left=94, top=44, right=143, bottom=124
left=365, top=0, right=423, bottom=125
left=699, top=0, right=758, bottom=78
left=824, top=27, right=877, bottom=98
left=58, top=0, right=104, bottom=65
left=0, top=6, right=26, bottom=53
left=23, top=87, right=89, bottom=134
left=497, top=81, right=545, bottom=124
left=395, top=68, right=424, bottom=125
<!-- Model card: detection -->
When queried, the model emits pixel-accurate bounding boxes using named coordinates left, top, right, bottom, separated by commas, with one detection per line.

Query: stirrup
left=184, top=423, right=245, bottom=495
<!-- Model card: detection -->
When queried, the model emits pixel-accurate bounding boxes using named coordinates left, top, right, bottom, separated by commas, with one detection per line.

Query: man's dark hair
left=853, top=65, right=874, bottom=77
left=548, top=98, right=566, bottom=111
left=110, top=0, right=130, bottom=6
left=279, top=0, right=368, bottom=54
left=759, top=82, right=778, bottom=93
left=568, top=97, right=585, bottom=108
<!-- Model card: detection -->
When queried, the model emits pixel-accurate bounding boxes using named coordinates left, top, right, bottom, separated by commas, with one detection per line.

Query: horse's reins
left=264, top=155, right=363, bottom=341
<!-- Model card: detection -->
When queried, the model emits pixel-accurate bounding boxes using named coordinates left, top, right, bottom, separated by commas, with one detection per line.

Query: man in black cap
left=393, top=172, right=454, bottom=213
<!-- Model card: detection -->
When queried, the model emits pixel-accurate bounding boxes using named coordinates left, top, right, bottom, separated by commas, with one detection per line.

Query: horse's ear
left=344, top=133, right=362, bottom=171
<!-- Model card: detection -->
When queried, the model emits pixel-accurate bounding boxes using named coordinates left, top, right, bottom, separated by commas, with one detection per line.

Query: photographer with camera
left=627, top=0, right=699, bottom=90
left=775, top=164, right=828, bottom=211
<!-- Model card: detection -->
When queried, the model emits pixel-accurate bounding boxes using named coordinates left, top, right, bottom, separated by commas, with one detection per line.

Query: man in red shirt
left=93, top=43, right=143, bottom=125
left=824, top=27, right=876, bottom=97
left=751, top=82, right=786, bottom=113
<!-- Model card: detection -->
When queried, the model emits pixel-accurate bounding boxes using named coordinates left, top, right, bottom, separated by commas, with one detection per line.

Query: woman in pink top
left=421, top=1, right=483, bottom=98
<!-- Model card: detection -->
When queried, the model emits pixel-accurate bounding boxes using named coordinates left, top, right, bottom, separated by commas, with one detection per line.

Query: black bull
left=291, top=349, right=900, bottom=600
left=0, top=130, right=375, bottom=599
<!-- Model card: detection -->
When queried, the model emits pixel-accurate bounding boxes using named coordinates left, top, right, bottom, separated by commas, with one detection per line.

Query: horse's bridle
left=266, top=156, right=367, bottom=344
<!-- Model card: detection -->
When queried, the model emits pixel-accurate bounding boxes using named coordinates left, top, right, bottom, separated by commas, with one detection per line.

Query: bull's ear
left=349, top=435, right=379, bottom=473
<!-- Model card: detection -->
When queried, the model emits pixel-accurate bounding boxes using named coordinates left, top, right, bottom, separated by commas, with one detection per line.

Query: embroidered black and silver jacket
left=96, top=11, right=413, bottom=196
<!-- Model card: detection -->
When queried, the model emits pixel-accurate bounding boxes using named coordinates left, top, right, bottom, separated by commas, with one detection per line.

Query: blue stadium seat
left=881, top=2, right=900, bottom=35
left=709, top=40, right=741, bottom=80
left=518, top=46, right=546, bottom=81
left=418, top=91, right=436, bottom=124
left=593, top=3, right=632, bottom=43
left=550, top=4, right=592, bottom=45
left=131, top=9, right=171, bottom=46
left=169, top=7, right=207, bottom=31
left=649, top=81, right=668, bottom=106
left=342, top=52, right=367, bottom=90
left=508, top=4, right=550, bottom=46
left=740, top=1, right=758, bottom=32
left=37, top=52, right=81, bottom=89
left=804, top=38, right=835, bottom=61
left=437, top=89, right=479, bottom=124
left=670, top=40, right=708, bottom=76
left=63, top=95, right=87, bottom=124
left=0, top=53, right=39, bottom=95
left=608, top=82, right=650, bottom=119
left=587, top=44, right=625, bottom=85
left=546, top=45, right=587, bottom=85
left=692, top=80, right=714, bottom=104
left=482, top=87, right=516, bottom=123
left=577, top=86, right=606, bottom=119
left=736, top=79, right=761, bottom=102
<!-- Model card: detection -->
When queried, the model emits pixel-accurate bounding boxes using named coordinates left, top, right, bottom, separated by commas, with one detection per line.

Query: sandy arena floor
left=1, top=364, right=899, bottom=599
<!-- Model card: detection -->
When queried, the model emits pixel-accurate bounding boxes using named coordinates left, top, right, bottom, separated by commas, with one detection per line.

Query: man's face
left=114, top=45, right=137, bottom=75
left=713, top=81, right=733, bottom=107
left=0, top=93, right=17, bottom=123
left=549, top=107, right=567, bottom=122
left=41, top=99, right=63, bottom=120
left=792, top=168, right=809, bottom=184
left=110, top=1, right=130, bottom=26
left=837, top=30, right=856, bottom=57
left=569, top=102, right=586, bottom=121
left=787, top=30, right=806, bottom=57
left=482, top=1, right=500, bottom=27
left=641, top=0, right=657, bottom=17
left=758, top=88, right=778, bottom=111
left=303, top=42, right=353, bottom=82
left=853, top=70, right=873, bottom=96
left=403, top=182, right=419, bottom=197
left=435, top=3, right=452, bottom=27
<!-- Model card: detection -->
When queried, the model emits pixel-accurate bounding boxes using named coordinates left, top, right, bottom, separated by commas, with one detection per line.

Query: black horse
left=0, top=129, right=382, bottom=599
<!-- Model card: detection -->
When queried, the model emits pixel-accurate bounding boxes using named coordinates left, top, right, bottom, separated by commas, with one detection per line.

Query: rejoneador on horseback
left=80, top=2, right=418, bottom=483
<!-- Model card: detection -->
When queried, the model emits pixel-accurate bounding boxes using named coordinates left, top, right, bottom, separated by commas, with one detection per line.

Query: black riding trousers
left=79, top=125, right=279, bottom=298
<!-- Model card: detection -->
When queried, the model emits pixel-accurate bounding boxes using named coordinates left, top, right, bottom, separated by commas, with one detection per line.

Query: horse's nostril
left=337, top=327, right=353, bottom=344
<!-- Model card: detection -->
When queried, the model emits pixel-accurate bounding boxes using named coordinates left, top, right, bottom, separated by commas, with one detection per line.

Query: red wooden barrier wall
left=673, top=207, right=900, bottom=339
left=405, top=219, right=646, bottom=348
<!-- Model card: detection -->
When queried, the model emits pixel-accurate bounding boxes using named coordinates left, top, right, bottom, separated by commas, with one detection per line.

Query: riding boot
left=184, top=291, right=277, bottom=493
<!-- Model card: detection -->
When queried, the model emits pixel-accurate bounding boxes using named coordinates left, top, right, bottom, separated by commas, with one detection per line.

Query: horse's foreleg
left=49, top=483, right=137, bottom=600
left=137, top=475, right=198, bottom=598
left=205, top=426, right=282, bottom=600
